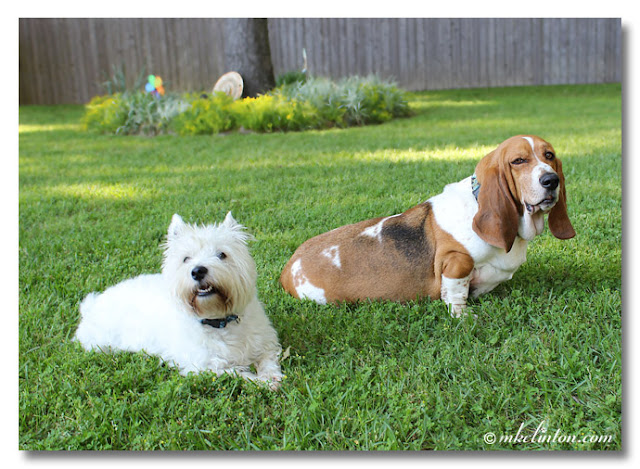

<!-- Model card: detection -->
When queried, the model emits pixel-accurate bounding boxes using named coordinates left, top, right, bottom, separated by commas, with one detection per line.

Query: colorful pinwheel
left=145, top=75, right=165, bottom=97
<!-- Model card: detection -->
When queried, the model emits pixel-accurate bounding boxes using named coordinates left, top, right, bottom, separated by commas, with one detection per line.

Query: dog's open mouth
left=525, top=195, right=556, bottom=214
left=196, top=284, right=219, bottom=298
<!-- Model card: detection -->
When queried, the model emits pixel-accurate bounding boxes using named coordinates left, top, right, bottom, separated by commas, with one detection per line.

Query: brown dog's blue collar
left=201, top=315, right=239, bottom=328
left=471, top=173, right=480, bottom=201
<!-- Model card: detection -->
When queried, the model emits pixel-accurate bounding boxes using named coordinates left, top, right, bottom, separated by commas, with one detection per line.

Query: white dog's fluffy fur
left=74, top=213, right=282, bottom=388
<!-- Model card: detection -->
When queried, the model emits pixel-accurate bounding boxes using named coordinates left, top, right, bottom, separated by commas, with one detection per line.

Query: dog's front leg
left=441, top=274, right=471, bottom=317
left=219, top=363, right=282, bottom=390
left=255, top=354, right=283, bottom=390
left=440, top=251, right=474, bottom=318
left=221, top=366, right=260, bottom=382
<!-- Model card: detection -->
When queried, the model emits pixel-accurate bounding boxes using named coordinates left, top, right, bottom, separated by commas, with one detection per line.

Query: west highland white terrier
left=74, top=213, right=283, bottom=388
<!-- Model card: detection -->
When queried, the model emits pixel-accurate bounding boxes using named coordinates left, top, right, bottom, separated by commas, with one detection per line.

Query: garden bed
left=82, top=76, right=411, bottom=136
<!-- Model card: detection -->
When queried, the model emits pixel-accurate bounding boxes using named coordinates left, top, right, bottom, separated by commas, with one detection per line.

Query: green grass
left=19, top=84, right=621, bottom=450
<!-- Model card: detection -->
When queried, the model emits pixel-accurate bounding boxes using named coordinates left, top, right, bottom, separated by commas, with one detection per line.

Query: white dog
left=74, top=213, right=283, bottom=388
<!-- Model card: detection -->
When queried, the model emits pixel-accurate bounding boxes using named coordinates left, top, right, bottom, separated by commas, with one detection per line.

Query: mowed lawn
left=19, top=84, right=621, bottom=450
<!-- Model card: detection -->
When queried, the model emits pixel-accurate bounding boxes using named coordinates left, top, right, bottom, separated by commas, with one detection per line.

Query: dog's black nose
left=191, top=266, right=208, bottom=281
left=539, top=173, right=559, bottom=190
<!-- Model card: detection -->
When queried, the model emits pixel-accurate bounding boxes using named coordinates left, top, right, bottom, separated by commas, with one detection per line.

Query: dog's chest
left=469, top=239, right=528, bottom=296
left=430, top=177, right=529, bottom=295
left=199, top=323, right=253, bottom=365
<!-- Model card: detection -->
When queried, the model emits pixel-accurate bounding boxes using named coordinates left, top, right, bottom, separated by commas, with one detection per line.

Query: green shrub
left=82, top=94, right=127, bottom=134
left=230, top=94, right=320, bottom=133
left=118, top=92, right=190, bottom=136
left=82, top=75, right=410, bottom=136
left=274, top=75, right=411, bottom=128
left=83, top=92, right=190, bottom=136
left=275, top=70, right=308, bottom=87
left=171, top=92, right=236, bottom=135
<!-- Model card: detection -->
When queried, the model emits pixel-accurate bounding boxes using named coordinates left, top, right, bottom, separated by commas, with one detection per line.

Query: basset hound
left=280, top=135, right=576, bottom=316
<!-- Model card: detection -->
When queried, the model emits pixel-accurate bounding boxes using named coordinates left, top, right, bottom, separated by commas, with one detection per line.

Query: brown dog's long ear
left=472, top=151, right=520, bottom=252
left=548, top=158, right=576, bottom=239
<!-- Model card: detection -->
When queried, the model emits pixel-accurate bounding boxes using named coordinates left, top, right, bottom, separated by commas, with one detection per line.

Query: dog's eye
left=217, top=252, right=227, bottom=260
left=511, top=158, right=527, bottom=165
left=544, top=151, right=555, bottom=160
left=183, top=256, right=191, bottom=263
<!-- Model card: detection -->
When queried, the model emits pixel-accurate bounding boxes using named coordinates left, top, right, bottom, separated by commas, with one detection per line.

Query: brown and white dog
left=280, top=135, right=576, bottom=316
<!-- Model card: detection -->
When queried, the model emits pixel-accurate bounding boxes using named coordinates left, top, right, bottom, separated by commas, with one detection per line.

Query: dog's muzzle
left=191, top=266, right=220, bottom=298
left=525, top=172, right=559, bottom=214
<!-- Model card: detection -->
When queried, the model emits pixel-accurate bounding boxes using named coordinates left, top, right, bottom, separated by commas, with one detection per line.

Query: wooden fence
left=19, top=18, right=621, bottom=105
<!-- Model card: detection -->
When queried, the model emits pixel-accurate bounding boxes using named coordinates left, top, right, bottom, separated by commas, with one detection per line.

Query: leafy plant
left=275, top=70, right=308, bottom=87
left=170, top=92, right=236, bottom=136
left=274, top=75, right=411, bottom=128
left=229, top=95, right=320, bottom=133
left=82, top=92, right=190, bottom=136
left=98, top=64, right=148, bottom=96
left=82, top=94, right=127, bottom=134
left=83, top=75, right=411, bottom=136
left=120, top=93, right=190, bottom=136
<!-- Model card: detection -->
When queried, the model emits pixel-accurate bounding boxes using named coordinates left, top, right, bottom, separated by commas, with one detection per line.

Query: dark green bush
left=275, top=70, right=308, bottom=87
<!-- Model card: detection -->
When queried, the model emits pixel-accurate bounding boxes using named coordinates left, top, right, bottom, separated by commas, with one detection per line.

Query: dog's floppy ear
left=472, top=149, right=520, bottom=252
left=168, top=214, right=187, bottom=240
left=547, top=158, right=576, bottom=240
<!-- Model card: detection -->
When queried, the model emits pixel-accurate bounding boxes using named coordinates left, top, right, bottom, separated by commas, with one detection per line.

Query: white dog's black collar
left=201, top=315, right=239, bottom=329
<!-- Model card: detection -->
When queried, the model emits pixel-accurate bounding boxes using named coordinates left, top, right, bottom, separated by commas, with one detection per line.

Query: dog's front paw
left=255, top=372, right=283, bottom=391
left=266, top=375, right=283, bottom=391
left=448, top=303, right=476, bottom=319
